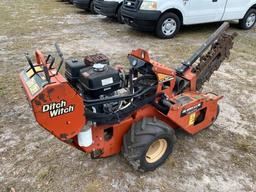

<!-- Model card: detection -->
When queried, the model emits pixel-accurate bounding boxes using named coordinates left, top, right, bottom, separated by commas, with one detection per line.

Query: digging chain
left=192, top=32, right=237, bottom=90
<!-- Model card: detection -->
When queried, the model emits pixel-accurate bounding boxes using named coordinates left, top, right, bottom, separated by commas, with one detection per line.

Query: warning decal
left=189, top=113, right=196, bottom=126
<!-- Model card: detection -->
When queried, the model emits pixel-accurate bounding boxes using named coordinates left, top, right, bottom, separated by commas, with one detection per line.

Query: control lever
left=46, top=54, right=56, bottom=69
left=55, top=42, right=63, bottom=58
left=25, top=53, right=36, bottom=74
left=54, top=43, right=64, bottom=75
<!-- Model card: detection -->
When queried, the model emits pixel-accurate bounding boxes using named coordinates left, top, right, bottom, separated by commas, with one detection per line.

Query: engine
left=65, top=54, right=124, bottom=113
left=79, top=63, right=121, bottom=97
left=65, top=53, right=158, bottom=124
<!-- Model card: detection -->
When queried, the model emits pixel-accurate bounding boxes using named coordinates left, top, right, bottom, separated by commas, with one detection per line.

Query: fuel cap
left=93, top=63, right=105, bottom=72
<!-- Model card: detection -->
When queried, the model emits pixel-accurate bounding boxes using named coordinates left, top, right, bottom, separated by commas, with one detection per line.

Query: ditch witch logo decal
left=181, top=102, right=203, bottom=117
left=42, top=100, right=75, bottom=118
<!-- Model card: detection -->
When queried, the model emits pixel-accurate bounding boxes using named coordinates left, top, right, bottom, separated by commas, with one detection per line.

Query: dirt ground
left=0, top=0, right=256, bottom=191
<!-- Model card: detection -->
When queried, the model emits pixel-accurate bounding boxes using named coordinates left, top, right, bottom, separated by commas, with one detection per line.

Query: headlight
left=140, top=1, right=157, bottom=10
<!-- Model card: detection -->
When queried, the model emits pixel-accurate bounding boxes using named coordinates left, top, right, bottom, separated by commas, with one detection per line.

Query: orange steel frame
left=20, top=49, right=221, bottom=158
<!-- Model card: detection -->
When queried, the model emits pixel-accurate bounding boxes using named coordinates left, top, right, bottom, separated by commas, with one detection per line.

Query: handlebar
left=24, top=43, right=65, bottom=82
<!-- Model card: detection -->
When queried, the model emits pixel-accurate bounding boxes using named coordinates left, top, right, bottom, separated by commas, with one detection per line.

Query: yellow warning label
left=189, top=113, right=196, bottom=126
left=26, top=66, right=43, bottom=78
left=157, top=74, right=173, bottom=83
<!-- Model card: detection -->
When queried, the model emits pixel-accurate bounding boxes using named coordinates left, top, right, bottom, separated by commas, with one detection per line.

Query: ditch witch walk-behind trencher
left=20, top=23, right=236, bottom=171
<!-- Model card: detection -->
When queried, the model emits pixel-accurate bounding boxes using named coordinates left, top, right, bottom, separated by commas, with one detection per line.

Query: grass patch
left=234, top=139, right=252, bottom=153
left=166, top=156, right=176, bottom=168
left=84, top=180, right=102, bottom=192
left=230, top=154, right=252, bottom=169
left=37, top=165, right=57, bottom=183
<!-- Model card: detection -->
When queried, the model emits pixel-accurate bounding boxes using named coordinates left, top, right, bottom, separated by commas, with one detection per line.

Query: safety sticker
left=26, top=66, right=43, bottom=78
left=26, top=78, right=40, bottom=95
left=189, top=113, right=196, bottom=126
left=158, top=74, right=174, bottom=83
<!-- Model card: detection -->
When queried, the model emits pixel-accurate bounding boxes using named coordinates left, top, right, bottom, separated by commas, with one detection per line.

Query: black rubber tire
left=122, top=117, right=176, bottom=172
left=117, top=5, right=124, bottom=24
left=239, top=9, right=256, bottom=30
left=90, top=0, right=97, bottom=14
left=155, top=12, right=181, bottom=39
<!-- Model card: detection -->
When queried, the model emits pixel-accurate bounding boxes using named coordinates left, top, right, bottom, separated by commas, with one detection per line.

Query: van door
left=222, top=0, right=251, bottom=20
left=183, top=0, right=227, bottom=25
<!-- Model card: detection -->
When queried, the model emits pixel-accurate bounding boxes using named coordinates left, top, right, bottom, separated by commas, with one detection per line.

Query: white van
left=121, top=0, right=256, bottom=38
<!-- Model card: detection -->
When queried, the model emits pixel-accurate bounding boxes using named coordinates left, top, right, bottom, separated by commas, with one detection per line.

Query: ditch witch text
left=42, top=100, right=75, bottom=118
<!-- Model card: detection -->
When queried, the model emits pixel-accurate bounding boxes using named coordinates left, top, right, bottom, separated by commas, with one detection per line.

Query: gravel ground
left=0, top=0, right=256, bottom=192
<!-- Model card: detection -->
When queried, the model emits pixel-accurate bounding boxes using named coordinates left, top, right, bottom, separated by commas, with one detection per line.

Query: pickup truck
left=122, top=0, right=256, bottom=38
left=73, top=0, right=97, bottom=14
left=94, top=0, right=124, bottom=23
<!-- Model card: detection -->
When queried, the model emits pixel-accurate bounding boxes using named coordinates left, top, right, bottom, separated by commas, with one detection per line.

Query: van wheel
left=117, top=5, right=124, bottom=24
left=90, top=0, right=97, bottom=14
left=239, top=9, right=256, bottom=30
left=122, top=117, right=176, bottom=172
left=156, top=12, right=181, bottom=39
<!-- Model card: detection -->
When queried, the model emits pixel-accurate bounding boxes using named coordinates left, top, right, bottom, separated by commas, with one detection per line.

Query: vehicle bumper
left=94, top=0, right=119, bottom=17
left=121, top=8, right=161, bottom=31
left=73, top=0, right=91, bottom=9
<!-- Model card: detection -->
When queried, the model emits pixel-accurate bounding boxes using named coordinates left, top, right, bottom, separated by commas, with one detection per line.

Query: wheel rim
left=161, top=18, right=177, bottom=36
left=246, top=13, right=256, bottom=28
left=146, top=139, right=168, bottom=163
